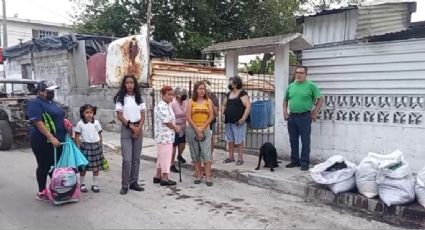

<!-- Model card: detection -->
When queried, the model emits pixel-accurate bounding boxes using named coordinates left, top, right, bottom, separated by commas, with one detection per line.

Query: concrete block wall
left=69, top=87, right=154, bottom=137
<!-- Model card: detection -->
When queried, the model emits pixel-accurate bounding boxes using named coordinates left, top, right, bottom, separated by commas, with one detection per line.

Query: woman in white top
left=114, top=75, right=146, bottom=195
left=153, top=86, right=182, bottom=186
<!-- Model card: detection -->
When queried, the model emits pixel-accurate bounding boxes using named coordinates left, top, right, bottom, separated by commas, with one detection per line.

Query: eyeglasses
left=295, top=72, right=306, bottom=74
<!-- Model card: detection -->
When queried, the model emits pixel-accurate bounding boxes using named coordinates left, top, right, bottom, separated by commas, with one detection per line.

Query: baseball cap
left=35, top=80, right=59, bottom=92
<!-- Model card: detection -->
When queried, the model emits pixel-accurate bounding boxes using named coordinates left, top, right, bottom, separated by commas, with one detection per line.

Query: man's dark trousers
left=287, top=112, right=312, bottom=166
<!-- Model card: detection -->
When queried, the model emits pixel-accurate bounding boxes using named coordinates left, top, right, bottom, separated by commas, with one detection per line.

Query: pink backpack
left=46, top=167, right=80, bottom=205
left=46, top=147, right=80, bottom=205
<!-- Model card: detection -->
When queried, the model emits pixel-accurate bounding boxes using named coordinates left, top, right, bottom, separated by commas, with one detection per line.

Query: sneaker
left=206, top=181, right=213, bottom=187
left=177, top=155, right=186, bottom=164
left=35, top=190, right=49, bottom=201
left=160, top=179, right=177, bottom=186
left=301, top=165, right=310, bottom=171
left=80, top=184, right=88, bottom=193
left=285, top=162, right=301, bottom=168
left=170, top=165, right=180, bottom=173
left=236, top=160, right=244, bottom=165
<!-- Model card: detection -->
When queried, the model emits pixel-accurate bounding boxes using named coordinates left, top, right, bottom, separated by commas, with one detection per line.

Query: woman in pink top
left=169, top=87, right=188, bottom=173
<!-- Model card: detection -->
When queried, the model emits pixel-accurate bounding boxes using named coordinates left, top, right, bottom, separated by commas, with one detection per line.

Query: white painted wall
left=1, top=17, right=71, bottom=47
left=280, top=38, right=425, bottom=172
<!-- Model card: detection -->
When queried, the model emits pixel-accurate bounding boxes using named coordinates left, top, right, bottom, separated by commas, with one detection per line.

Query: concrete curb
left=103, top=143, right=425, bottom=228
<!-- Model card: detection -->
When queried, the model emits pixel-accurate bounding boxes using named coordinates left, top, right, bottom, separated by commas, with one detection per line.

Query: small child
left=75, top=104, right=104, bottom=193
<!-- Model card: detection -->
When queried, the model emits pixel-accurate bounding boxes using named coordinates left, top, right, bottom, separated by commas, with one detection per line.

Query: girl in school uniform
left=114, top=75, right=146, bottom=195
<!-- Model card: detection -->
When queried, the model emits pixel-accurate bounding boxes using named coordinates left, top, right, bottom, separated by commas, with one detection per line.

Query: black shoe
left=129, top=183, right=145, bottom=192
left=160, top=179, right=177, bottom=186
left=301, top=165, right=310, bottom=171
left=285, top=162, right=301, bottom=168
left=177, top=155, right=186, bottom=164
left=120, top=187, right=128, bottom=195
left=170, top=165, right=180, bottom=173
left=153, top=177, right=161, bottom=184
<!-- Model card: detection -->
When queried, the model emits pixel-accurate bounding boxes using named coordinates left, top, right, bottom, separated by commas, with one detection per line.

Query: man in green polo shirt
left=283, top=66, right=324, bottom=171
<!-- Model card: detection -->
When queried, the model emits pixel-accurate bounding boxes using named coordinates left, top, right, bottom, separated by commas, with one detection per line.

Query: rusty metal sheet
left=106, top=29, right=149, bottom=87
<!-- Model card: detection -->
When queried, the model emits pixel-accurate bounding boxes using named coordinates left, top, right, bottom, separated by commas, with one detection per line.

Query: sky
left=4, top=0, right=425, bottom=25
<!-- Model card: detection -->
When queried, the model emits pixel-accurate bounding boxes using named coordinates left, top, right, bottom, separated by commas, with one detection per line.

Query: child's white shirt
left=74, top=120, right=102, bottom=143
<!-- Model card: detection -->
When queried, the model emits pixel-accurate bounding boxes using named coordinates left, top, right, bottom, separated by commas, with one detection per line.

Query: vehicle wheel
left=0, top=120, right=13, bottom=150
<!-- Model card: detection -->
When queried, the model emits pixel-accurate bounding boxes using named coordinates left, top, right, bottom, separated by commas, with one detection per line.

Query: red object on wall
left=87, top=52, right=107, bottom=85
left=0, top=48, right=3, bottom=64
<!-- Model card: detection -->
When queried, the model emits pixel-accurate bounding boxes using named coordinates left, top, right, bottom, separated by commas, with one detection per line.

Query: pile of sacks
left=311, top=150, right=425, bottom=208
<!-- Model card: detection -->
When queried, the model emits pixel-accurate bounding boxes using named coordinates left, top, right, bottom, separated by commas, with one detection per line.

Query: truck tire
left=0, top=120, right=13, bottom=150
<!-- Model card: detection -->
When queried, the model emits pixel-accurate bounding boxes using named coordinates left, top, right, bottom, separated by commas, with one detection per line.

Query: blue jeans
left=287, top=112, right=312, bottom=166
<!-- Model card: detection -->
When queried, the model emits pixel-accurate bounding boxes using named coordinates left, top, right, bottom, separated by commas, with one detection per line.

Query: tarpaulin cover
left=4, top=34, right=114, bottom=60
left=4, top=34, right=174, bottom=59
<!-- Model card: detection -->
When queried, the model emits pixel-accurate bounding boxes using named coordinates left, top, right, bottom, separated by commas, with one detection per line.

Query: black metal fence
left=151, top=73, right=276, bottom=151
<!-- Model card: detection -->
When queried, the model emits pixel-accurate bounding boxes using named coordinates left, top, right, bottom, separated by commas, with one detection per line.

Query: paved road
left=0, top=147, right=397, bottom=229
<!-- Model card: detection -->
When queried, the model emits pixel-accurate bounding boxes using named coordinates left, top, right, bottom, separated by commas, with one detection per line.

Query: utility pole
left=2, top=0, right=7, bottom=48
left=146, top=0, right=152, bottom=81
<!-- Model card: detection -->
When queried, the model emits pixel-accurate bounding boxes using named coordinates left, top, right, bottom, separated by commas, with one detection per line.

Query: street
left=0, top=147, right=398, bottom=229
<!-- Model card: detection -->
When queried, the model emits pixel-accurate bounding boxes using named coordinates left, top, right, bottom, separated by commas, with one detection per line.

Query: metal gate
left=151, top=74, right=275, bottom=151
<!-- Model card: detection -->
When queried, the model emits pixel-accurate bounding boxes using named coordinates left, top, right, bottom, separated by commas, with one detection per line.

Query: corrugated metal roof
left=201, top=33, right=313, bottom=53
left=356, top=2, right=415, bottom=38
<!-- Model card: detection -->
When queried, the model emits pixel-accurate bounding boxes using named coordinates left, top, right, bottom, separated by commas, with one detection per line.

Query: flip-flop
left=223, top=158, right=235, bottom=163
left=236, top=160, right=244, bottom=165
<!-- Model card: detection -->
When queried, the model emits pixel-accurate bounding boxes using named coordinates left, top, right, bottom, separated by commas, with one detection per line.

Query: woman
left=114, top=75, right=146, bottom=195
left=169, top=87, right=188, bottom=173
left=27, top=80, right=65, bottom=201
left=186, top=81, right=214, bottom=186
left=222, top=76, right=251, bottom=165
left=153, top=86, right=181, bottom=186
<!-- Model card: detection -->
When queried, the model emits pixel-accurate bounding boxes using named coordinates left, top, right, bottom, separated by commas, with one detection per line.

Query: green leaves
left=72, top=0, right=302, bottom=58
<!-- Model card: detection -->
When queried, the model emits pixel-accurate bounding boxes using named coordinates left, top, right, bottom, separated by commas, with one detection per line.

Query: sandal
left=80, top=184, right=88, bottom=193
left=206, top=180, right=213, bottom=187
left=223, top=158, right=235, bottom=163
left=194, top=179, right=202, bottom=184
left=91, top=185, right=100, bottom=193
left=236, top=160, right=244, bottom=165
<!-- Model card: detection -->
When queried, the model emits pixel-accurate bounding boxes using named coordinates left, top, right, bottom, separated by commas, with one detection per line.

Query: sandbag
left=328, top=176, right=356, bottom=194
left=356, top=150, right=404, bottom=198
left=376, top=153, right=415, bottom=207
left=311, top=155, right=357, bottom=194
left=415, top=167, right=425, bottom=208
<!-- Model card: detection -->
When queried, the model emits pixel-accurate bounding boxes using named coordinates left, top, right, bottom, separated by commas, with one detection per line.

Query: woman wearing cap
left=169, top=87, right=188, bottom=173
left=26, top=80, right=66, bottom=201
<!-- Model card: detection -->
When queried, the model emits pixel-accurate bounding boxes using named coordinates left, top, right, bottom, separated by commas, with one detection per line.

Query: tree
left=71, top=0, right=302, bottom=59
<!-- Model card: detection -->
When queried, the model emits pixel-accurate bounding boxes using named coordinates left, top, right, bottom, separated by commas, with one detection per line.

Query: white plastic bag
left=415, top=167, right=425, bottom=208
left=311, top=155, right=357, bottom=194
left=356, top=150, right=404, bottom=198
left=376, top=153, right=415, bottom=207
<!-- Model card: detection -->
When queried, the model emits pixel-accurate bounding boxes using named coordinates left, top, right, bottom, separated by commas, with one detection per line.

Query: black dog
left=255, top=142, right=280, bottom=172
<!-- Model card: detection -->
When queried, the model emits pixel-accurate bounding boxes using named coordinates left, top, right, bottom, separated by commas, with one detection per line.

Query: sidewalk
left=102, top=131, right=424, bottom=228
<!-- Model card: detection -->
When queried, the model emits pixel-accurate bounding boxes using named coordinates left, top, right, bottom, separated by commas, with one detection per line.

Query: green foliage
left=72, top=0, right=302, bottom=58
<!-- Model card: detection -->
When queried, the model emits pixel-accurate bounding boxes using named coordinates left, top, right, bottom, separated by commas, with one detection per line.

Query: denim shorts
left=173, top=133, right=186, bottom=146
left=225, top=123, right=247, bottom=145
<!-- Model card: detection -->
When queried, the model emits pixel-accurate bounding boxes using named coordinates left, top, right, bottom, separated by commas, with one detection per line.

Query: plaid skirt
left=80, top=142, right=104, bottom=171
